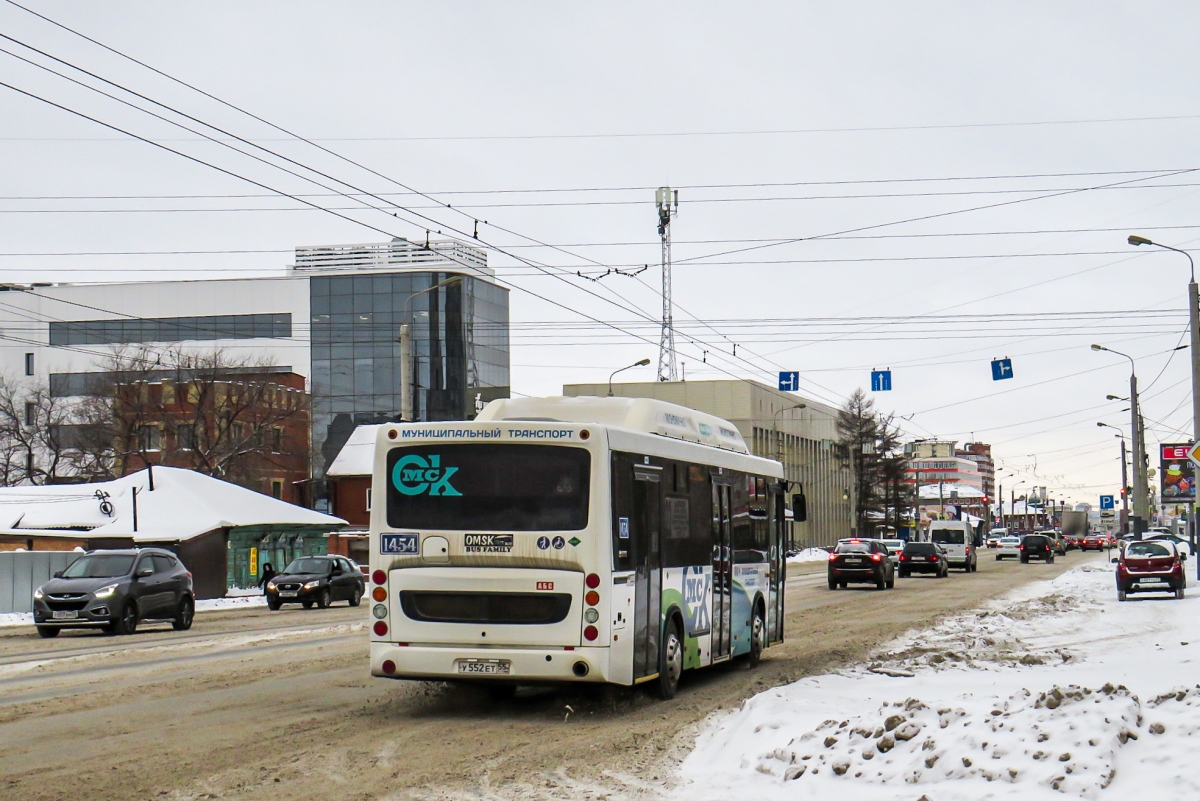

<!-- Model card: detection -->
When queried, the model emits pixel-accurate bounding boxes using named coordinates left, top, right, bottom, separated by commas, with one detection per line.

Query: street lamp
left=1129, top=234, right=1200, bottom=550
left=772, top=403, right=807, bottom=462
left=607, top=358, right=651, bottom=396
left=398, top=275, right=465, bottom=421
left=1098, top=421, right=1130, bottom=536
left=1012, top=480, right=1026, bottom=531
left=1092, top=343, right=1148, bottom=539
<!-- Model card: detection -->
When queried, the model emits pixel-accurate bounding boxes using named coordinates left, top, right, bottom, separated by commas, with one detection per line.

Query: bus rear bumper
left=370, top=642, right=616, bottom=684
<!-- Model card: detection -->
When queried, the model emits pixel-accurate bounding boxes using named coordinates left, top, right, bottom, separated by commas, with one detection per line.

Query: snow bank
left=787, top=548, right=830, bottom=564
left=678, top=561, right=1200, bottom=800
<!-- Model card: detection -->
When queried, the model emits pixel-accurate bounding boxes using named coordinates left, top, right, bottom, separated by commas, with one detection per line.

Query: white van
left=928, top=520, right=978, bottom=572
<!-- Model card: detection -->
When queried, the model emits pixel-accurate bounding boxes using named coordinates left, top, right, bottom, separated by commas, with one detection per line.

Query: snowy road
left=0, top=551, right=1095, bottom=800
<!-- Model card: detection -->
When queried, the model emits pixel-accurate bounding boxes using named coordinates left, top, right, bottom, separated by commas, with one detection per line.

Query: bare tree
left=0, top=376, right=81, bottom=484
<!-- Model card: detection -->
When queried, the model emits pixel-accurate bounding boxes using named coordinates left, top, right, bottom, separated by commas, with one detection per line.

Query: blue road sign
left=1100, top=495, right=1115, bottom=510
left=871, top=370, right=892, bottom=392
left=778, top=371, right=799, bottom=392
left=991, top=358, right=1014, bottom=381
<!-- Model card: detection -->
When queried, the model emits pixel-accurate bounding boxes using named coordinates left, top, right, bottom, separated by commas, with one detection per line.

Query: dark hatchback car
left=1020, top=534, right=1055, bottom=563
left=828, top=539, right=895, bottom=590
left=897, top=541, right=949, bottom=578
left=32, top=548, right=194, bottom=637
left=265, top=555, right=365, bottom=610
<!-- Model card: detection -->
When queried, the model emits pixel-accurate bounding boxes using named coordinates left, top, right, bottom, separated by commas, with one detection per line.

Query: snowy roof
left=0, top=467, right=345, bottom=543
left=326, top=424, right=384, bottom=477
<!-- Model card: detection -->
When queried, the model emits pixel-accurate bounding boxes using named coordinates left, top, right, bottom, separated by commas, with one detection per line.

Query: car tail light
left=871, top=553, right=882, bottom=562
left=928, top=556, right=937, bottom=562
left=828, top=552, right=838, bottom=561
left=900, top=555, right=908, bottom=561
left=382, top=660, right=396, bottom=675
left=372, top=570, right=386, bottom=585
left=373, top=620, right=388, bottom=637
left=585, top=590, right=600, bottom=606
left=586, top=573, right=601, bottom=589
left=583, top=625, right=598, bottom=641
left=372, top=586, right=387, bottom=602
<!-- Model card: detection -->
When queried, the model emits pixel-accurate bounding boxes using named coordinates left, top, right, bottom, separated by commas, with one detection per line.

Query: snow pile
left=679, top=559, right=1200, bottom=800
left=786, top=548, right=830, bottom=564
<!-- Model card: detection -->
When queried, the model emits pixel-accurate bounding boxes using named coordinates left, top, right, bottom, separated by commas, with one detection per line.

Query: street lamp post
left=1012, top=480, right=1025, bottom=531
left=607, top=358, right=651, bottom=396
left=1129, top=235, right=1200, bottom=550
left=399, top=275, right=464, bottom=421
left=1093, top=344, right=1148, bottom=539
left=772, top=403, right=807, bottom=462
left=1099, top=422, right=1130, bottom=536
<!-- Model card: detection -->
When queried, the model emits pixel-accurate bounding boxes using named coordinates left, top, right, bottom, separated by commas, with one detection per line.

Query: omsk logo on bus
left=391, top=454, right=462, bottom=496
left=681, top=565, right=711, bottom=634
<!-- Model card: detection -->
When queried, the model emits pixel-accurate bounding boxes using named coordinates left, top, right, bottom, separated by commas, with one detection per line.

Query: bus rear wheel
left=748, top=606, right=765, bottom=668
left=657, top=619, right=683, bottom=700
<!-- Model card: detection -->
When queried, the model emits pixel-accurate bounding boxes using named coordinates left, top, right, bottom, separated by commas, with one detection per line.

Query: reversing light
left=584, top=608, right=599, bottom=623
left=372, top=570, right=386, bottom=585
left=583, top=625, right=598, bottom=641
left=373, top=621, right=388, bottom=637
left=372, top=587, right=387, bottom=602
left=585, top=590, right=600, bottom=606
left=585, top=573, right=600, bottom=589
left=372, top=604, right=388, bottom=619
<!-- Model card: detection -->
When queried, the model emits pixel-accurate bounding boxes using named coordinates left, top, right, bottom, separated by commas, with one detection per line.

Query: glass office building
left=309, top=270, right=510, bottom=475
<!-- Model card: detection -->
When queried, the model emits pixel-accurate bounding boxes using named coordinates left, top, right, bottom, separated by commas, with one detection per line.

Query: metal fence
left=0, top=551, right=78, bottom=614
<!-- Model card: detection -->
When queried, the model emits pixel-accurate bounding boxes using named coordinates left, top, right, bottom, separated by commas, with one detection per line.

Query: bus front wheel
left=657, top=619, right=683, bottom=700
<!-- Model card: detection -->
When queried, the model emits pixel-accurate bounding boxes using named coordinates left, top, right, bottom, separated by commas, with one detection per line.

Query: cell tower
left=656, top=186, right=679, bottom=382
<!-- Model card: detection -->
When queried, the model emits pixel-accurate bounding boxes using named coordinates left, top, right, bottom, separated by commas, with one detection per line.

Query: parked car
left=1019, top=534, right=1055, bottom=563
left=995, top=535, right=1022, bottom=560
left=897, top=541, right=949, bottom=578
left=929, top=520, right=978, bottom=573
left=827, top=539, right=895, bottom=590
left=1145, top=533, right=1193, bottom=557
left=265, top=555, right=365, bottom=609
left=32, top=548, right=194, bottom=637
left=1080, top=533, right=1107, bottom=552
left=878, top=538, right=905, bottom=567
left=1116, top=539, right=1186, bottom=601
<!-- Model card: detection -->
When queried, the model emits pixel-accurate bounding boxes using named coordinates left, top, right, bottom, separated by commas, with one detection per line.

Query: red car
left=1116, top=540, right=1186, bottom=601
left=1080, top=533, right=1106, bottom=552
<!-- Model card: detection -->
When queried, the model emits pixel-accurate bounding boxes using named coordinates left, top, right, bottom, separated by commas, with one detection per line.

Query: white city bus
left=367, top=395, right=792, bottom=699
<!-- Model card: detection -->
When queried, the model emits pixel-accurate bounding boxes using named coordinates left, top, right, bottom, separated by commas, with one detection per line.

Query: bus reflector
left=583, top=625, right=598, bottom=641
left=382, top=660, right=396, bottom=674
left=585, top=590, right=600, bottom=606
left=372, top=586, right=387, bottom=602
left=373, top=621, right=388, bottom=636
left=586, top=573, right=600, bottom=589
left=372, top=570, right=387, bottom=585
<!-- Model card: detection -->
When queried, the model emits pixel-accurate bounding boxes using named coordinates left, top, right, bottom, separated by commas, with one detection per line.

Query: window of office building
left=48, top=313, right=292, bottom=346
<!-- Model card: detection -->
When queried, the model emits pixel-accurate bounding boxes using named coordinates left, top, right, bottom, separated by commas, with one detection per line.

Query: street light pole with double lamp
left=1093, top=344, right=1148, bottom=539
left=1098, top=422, right=1130, bottom=536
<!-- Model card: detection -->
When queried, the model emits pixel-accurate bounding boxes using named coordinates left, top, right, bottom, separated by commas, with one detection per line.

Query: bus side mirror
left=791, top=493, right=808, bottom=524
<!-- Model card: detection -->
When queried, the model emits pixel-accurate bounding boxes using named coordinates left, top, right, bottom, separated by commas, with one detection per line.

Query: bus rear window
left=385, top=444, right=591, bottom=531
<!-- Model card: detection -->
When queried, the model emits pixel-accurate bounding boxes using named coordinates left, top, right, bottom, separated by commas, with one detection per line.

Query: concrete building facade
left=563, top=379, right=852, bottom=547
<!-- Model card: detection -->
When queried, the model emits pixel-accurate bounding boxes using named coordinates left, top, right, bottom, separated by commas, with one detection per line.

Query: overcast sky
left=2, top=2, right=1199, bottom=507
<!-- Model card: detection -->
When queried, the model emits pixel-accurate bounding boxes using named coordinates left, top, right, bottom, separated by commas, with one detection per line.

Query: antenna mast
left=656, top=186, right=679, bottom=382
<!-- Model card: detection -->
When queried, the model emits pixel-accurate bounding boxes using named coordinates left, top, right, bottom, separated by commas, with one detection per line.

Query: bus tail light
left=372, top=586, right=387, bottom=602
left=372, top=570, right=387, bottom=585
left=583, top=625, right=598, bottom=641
left=373, top=621, right=388, bottom=637
left=382, top=660, right=396, bottom=674
left=586, top=573, right=600, bottom=589
left=585, top=590, right=600, bottom=606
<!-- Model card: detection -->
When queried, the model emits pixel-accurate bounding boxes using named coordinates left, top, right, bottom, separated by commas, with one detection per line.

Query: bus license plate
left=456, top=659, right=511, bottom=675
left=52, top=610, right=77, bottom=619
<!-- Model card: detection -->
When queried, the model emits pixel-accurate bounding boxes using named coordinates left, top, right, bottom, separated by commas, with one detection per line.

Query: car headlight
left=33, top=587, right=44, bottom=600
left=94, top=583, right=118, bottom=599
left=303, top=580, right=321, bottom=590
left=267, top=580, right=278, bottom=590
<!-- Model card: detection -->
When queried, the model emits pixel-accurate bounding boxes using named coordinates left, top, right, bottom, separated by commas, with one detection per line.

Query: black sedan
left=897, top=541, right=949, bottom=578
left=828, top=539, right=895, bottom=590
left=265, top=555, right=364, bottom=610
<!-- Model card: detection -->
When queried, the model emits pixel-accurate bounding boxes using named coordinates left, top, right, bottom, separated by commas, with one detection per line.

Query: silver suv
left=32, top=548, right=195, bottom=637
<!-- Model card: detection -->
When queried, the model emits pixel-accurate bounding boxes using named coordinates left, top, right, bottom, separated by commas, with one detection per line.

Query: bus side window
left=611, top=453, right=636, bottom=571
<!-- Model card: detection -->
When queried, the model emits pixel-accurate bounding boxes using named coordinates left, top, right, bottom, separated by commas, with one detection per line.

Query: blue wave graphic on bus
left=391, top=454, right=462, bottom=496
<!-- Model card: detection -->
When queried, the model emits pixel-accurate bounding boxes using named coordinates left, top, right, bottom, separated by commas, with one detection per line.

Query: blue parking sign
left=1100, top=495, right=1115, bottom=510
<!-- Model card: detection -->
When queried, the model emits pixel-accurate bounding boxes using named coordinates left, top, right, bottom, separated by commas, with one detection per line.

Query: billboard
left=1160, top=443, right=1196, bottom=505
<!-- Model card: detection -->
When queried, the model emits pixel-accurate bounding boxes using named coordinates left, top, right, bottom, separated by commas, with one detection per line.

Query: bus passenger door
left=711, top=478, right=733, bottom=661
left=770, top=488, right=786, bottom=643
left=631, top=465, right=662, bottom=680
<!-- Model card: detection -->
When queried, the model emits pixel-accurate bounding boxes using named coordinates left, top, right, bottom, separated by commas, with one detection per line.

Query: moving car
left=929, top=520, right=978, bottom=573
left=32, top=548, right=194, bottom=637
left=986, top=527, right=1009, bottom=549
left=1080, top=533, right=1107, bottom=552
left=897, top=541, right=949, bottom=578
left=828, top=539, right=895, bottom=590
left=879, top=538, right=905, bottom=567
left=1146, top=532, right=1193, bottom=557
left=995, top=535, right=1021, bottom=560
left=1036, top=530, right=1067, bottom=556
left=1019, top=533, right=1055, bottom=563
left=1116, top=539, right=1186, bottom=601
left=265, top=555, right=365, bottom=609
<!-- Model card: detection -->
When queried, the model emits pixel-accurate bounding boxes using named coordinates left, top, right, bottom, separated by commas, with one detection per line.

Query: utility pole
left=656, top=187, right=679, bottom=382
left=1131, top=372, right=1149, bottom=539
